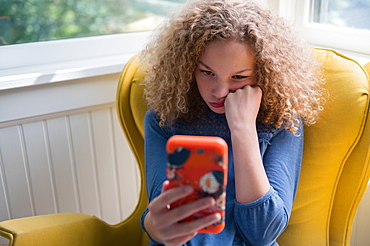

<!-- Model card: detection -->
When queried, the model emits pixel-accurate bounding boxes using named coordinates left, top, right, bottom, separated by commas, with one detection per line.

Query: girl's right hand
left=144, top=180, right=221, bottom=246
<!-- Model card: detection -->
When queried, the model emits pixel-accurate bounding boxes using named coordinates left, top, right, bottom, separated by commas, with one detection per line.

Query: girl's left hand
left=224, top=85, right=262, bottom=130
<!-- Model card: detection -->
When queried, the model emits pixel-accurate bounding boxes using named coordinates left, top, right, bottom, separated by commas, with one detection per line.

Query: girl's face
left=195, top=40, right=256, bottom=114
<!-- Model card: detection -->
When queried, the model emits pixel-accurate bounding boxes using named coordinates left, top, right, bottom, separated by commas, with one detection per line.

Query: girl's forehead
left=197, top=40, right=255, bottom=74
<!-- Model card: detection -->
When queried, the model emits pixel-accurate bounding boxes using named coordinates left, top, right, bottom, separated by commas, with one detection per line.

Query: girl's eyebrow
left=199, top=61, right=213, bottom=71
left=198, top=61, right=253, bottom=74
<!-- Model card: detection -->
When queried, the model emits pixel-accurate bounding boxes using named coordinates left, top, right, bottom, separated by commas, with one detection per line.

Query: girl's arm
left=225, top=85, right=270, bottom=203
left=233, top=125, right=303, bottom=245
left=142, top=110, right=220, bottom=246
left=225, top=86, right=303, bottom=245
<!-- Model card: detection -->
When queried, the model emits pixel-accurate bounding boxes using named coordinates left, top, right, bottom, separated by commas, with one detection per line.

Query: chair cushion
left=277, top=48, right=369, bottom=245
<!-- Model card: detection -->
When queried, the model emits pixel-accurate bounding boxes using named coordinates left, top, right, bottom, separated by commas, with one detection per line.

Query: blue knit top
left=141, top=108, right=303, bottom=246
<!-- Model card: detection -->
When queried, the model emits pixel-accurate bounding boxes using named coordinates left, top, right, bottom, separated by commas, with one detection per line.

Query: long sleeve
left=140, top=109, right=171, bottom=245
left=143, top=110, right=172, bottom=202
left=233, top=124, right=304, bottom=245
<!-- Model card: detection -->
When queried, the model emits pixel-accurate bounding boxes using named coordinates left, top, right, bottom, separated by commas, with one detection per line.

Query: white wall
left=352, top=182, right=370, bottom=245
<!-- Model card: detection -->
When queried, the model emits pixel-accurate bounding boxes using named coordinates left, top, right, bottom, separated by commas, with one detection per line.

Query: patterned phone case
left=165, top=135, right=228, bottom=234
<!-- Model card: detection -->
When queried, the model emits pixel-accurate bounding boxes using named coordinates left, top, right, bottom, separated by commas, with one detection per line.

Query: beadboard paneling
left=0, top=126, right=35, bottom=220
left=46, top=116, right=80, bottom=214
left=23, top=121, right=57, bottom=216
left=0, top=105, right=140, bottom=226
left=351, top=183, right=370, bottom=245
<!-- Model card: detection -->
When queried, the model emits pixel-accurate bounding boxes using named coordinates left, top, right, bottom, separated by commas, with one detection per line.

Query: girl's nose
left=212, top=80, right=230, bottom=99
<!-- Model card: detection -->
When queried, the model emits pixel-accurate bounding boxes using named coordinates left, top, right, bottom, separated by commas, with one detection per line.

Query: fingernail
left=204, top=197, right=216, bottom=206
left=211, top=213, right=222, bottom=223
left=207, top=213, right=221, bottom=224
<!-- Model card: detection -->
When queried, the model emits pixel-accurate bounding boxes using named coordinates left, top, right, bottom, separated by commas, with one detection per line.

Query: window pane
left=0, top=0, right=182, bottom=46
left=310, top=0, right=370, bottom=30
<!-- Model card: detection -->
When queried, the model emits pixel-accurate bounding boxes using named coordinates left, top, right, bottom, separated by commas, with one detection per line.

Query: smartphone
left=164, top=135, right=228, bottom=234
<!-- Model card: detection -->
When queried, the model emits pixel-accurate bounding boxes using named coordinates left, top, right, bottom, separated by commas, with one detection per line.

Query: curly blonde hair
left=141, top=0, right=325, bottom=133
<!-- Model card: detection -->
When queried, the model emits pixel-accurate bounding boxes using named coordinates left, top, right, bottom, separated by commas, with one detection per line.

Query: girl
left=140, top=0, right=324, bottom=245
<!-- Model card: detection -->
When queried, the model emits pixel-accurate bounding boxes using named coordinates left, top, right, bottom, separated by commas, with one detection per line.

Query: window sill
left=0, top=31, right=151, bottom=91
left=0, top=53, right=135, bottom=91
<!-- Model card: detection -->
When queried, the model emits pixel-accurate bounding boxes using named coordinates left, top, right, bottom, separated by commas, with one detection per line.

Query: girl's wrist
left=229, top=121, right=257, bottom=135
left=143, top=211, right=164, bottom=244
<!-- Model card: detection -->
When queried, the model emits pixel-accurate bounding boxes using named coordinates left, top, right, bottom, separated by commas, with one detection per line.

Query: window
left=284, top=0, right=370, bottom=55
left=0, top=0, right=181, bottom=46
left=310, top=0, right=370, bottom=30
left=0, top=0, right=182, bottom=89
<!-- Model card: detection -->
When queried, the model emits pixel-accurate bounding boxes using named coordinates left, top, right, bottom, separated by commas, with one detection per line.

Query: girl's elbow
left=247, top=208, right=289, bottom=245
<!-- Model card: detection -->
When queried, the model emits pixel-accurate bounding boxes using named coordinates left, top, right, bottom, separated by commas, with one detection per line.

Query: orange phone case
left=164, top=135, right=228, bottom=234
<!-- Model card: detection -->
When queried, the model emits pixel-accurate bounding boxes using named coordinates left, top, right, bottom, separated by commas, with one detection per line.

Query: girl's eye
left=201, top=70, right=214, bottom=76
left=232, top=75, right=247, bottom=79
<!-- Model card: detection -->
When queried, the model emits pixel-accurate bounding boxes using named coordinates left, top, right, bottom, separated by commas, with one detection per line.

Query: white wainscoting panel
left=0, top=105, right=140, bottom=227
left=351, top=183, right=370, bottom=246
left=0, top=70, right=142, bottom=245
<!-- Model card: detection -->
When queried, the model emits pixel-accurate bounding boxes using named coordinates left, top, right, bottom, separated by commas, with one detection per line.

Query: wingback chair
left=0, top=48, right=369, bottom=246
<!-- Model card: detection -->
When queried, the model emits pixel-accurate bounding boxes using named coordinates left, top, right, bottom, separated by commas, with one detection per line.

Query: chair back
left=277, top=48, right=370, bottom=245
left=116, top=54, right=149, bottom=246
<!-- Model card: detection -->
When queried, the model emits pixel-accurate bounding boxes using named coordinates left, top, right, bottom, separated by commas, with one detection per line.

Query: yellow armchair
left=0, top=48, right=369, bottom=246
left=277, top=49, right=370, bottom=245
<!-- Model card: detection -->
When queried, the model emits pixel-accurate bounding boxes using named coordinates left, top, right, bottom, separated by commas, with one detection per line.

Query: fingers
left=226, top=84, right=262, bottom=103
left=241, top=84, right=262, bottom=96
left=150, top=184, right=193, bottom=214
left=163, top=232, right=198, bottom=246
left=161, top=180, right=170, bottom=192
left=224, top=84, right=262, bottom=128
left=167, top=196, right=216, bottom=224
left=225, top=85, right=261, bottom=112
left=163, top=213, right=221, bottom=246
left=145, top=183, right=221, bottom=245
left=156, top=211, right=221, bottom=246
left=171, top=210, right=221, bottom=235
left=149, top=191, right=216, bottom=230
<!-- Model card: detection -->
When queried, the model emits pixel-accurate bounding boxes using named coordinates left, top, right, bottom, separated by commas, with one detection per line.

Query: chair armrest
left=0, top=213, right=107, bottom=246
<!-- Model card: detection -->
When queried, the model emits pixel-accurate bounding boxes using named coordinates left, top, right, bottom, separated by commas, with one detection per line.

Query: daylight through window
left=309, top=0, right=370, bottom=31
left=0, top=0, right=182, bottom=46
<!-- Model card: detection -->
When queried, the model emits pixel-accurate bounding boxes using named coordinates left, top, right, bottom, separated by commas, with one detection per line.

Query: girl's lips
left=209, top=99, right=225, bottom=108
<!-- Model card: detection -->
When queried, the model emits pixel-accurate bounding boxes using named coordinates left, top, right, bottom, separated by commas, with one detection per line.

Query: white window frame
left=279, top=0, right=370, bottom=57
left=1, top=32, right=151, bottom=70
left=0, top=31, right=151, bottom=90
